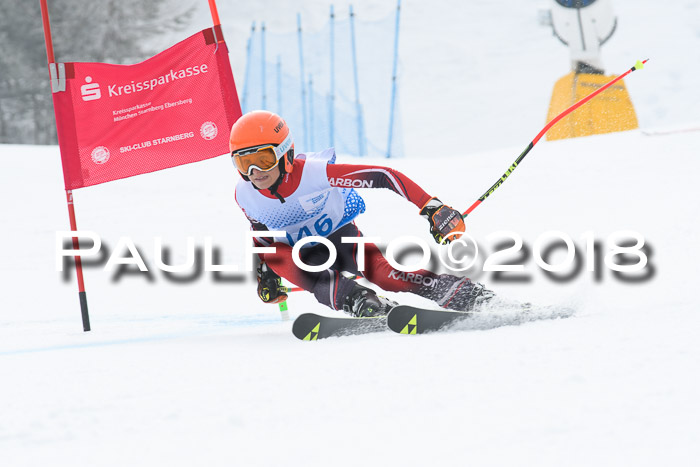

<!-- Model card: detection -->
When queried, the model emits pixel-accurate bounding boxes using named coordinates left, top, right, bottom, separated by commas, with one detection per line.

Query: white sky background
left=165, top=0, right=700, bottom=157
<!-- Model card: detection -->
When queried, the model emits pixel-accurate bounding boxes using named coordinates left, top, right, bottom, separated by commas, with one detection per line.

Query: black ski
left=387, top=306, right=468, bottom=334
left=387, top=304, right=576, bottom=335
left=292, top=313, right=387, bottom=340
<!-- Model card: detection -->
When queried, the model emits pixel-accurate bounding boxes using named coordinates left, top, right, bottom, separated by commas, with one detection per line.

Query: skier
left=231, top=110, right=494, bottom=317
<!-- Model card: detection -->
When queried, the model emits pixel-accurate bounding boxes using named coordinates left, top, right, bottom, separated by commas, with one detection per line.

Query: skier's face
left=249, top=165, right=281, bottom=190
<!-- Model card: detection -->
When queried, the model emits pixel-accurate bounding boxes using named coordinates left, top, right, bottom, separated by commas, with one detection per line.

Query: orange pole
left=208, top=0, right=221, bottom=26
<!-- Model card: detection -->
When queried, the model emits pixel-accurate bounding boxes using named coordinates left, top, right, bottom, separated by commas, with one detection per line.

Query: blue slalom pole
left=276, top=55, right=282, bottom=115
left=329, top=5, right=335, bottom=149
left=386, top=0, right=401, bottom=158
left=309, top=75, right=315, bottom=149
left=349, top=5, right=366, bottom=156
left=241, top=22, right=255, bottom=113
left=261, top=22, right=267, bottom=110
left=297, top=14, right=309, bottom=151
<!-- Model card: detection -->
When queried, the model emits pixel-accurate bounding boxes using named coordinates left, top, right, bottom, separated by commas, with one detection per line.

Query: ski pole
left=278, top=300, right=290, bottom=320
left=280, top=273, right=360, bottom=294
left=278, top=285, right=304, bottom=321
left=462, top=59, right=649, bottom=219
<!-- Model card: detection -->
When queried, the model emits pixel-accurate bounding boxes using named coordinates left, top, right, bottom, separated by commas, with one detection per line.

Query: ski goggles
left=231, top=132, right=293, bottom=176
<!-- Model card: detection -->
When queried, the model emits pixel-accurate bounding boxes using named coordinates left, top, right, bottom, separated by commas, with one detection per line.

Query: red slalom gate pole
left=208, top=0, right=221, bottom=26
left=66, top=191, right=90, bottom=331
left=40, top=0, right=91, bottom=331
left=39, top=0, right=55, bottom=62
left=462, top=59, right=649, bottom=219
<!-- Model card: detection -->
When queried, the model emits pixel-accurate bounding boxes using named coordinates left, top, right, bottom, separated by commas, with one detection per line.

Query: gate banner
left=52, top=27, right=242, bottom=189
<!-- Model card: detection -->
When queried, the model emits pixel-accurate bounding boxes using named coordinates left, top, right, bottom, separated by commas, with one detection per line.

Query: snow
left=2, top=0, right=700, bottom=466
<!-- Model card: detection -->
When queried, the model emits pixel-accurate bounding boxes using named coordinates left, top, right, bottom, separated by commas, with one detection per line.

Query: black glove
left=419, top=197, right=466, bottom=244
left=257, top=262, right=288, bottom=304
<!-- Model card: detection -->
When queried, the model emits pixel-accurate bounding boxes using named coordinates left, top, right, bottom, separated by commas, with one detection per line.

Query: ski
left=294, top=304, right=576, bottom=339
left=387, top=304, right=577, bottom=335
left=292, top=313, right=387, bottom=340
left=387, top=306, right=468, bottom=334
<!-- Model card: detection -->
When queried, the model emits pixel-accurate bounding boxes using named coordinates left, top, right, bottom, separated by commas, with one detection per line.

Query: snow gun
left=461, top=59, right=648, bottom=219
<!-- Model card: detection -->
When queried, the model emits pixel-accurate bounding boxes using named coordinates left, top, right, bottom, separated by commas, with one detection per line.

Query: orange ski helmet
left=229, top=110, right=294, bottom=181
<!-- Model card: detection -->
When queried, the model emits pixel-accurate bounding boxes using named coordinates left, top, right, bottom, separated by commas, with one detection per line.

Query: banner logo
left=81, top=76, right=101, bottom=101
left=106, top=65, right=208, bottom=98
left=90, top=146, right=110, bottom=164
left=200, top=122, right=218, bottom=140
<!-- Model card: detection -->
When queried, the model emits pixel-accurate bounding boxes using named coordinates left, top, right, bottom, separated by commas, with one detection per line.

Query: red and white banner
left=51, top=27, right=241, bottom=189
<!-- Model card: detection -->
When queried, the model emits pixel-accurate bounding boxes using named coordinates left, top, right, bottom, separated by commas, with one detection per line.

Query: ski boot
left=431, top=276, right=495, bottom=312
left=466, top=282, right=496, bottom=311
left=455, top=281, right=532, bottom=313
left=343, top=285, right=397, bottom=318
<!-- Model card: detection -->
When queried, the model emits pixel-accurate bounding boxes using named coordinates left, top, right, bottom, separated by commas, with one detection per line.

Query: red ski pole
left=280, top=273, right=360, bottom=294
left=462, top=59, right=649, bottom=219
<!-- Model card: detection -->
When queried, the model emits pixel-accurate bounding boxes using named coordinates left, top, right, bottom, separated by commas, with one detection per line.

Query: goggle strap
left=274, top=132, right=293, bottom=159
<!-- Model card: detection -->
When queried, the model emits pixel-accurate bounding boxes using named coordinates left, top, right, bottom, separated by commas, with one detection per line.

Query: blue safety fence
left=241, top=2, right=403, bottom=158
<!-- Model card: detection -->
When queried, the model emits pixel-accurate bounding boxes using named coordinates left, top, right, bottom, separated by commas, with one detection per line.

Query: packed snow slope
left=2, top=128, right=699, bottom=466
left=2, top=0, right=700, bottom=466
